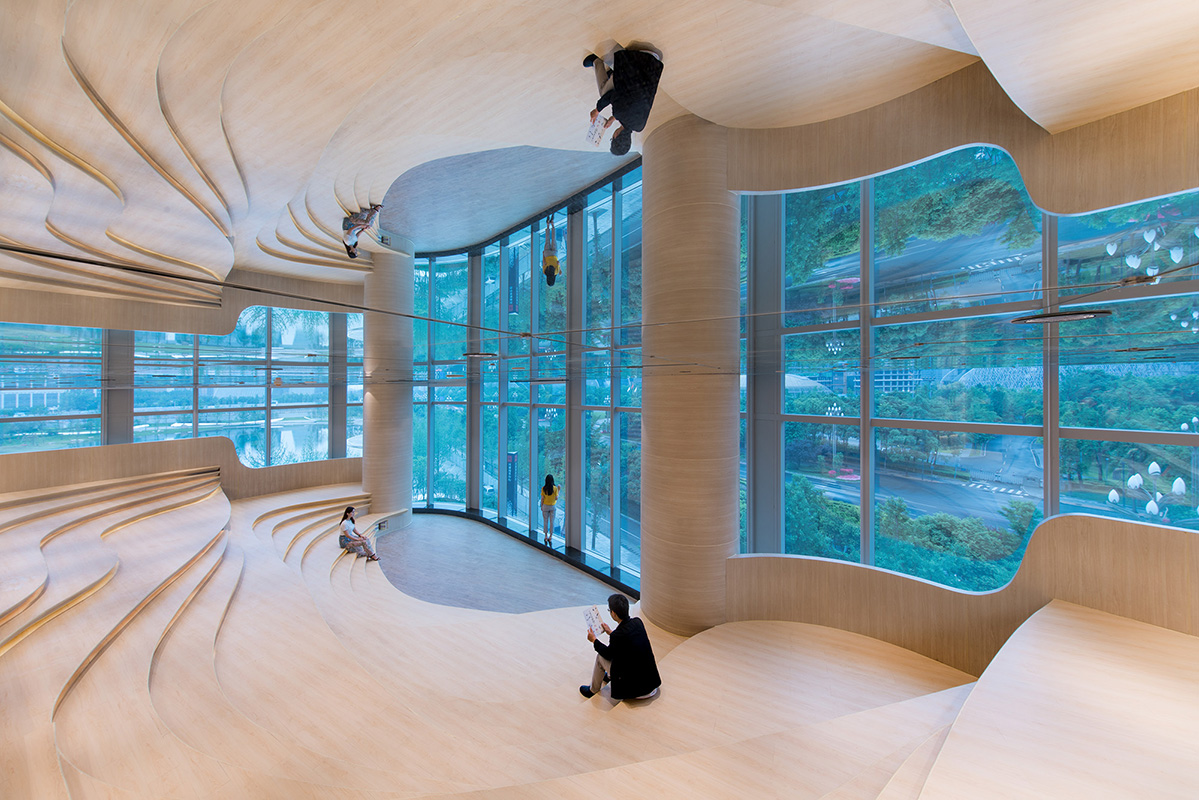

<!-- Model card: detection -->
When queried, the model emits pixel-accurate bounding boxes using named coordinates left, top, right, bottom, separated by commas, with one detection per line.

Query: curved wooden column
left=364, top=246, right=414, bottom=521
left=640, top=115, right=741, bottom=635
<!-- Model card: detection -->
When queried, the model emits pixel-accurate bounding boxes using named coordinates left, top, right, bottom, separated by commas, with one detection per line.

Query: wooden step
left=920, top=600, right=1199, bottom=798
left=874, top=725, right=952, bottom=800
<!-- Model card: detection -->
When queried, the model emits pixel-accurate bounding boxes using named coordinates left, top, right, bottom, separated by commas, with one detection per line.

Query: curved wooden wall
left=727, top=61, right=1199, bottom=215
left=0, top=267, right=364, bottom=336
left=726, top=513, right=1199, bottom=677
left=0, top=438, right=359, bottom=501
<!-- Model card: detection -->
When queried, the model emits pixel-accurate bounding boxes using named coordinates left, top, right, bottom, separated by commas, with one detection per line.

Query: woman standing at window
left=540, top=474, right=559, bottom=546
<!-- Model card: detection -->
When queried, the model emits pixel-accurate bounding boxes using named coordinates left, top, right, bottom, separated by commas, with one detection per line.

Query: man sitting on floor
left=581, top=593, right=661, bottom=700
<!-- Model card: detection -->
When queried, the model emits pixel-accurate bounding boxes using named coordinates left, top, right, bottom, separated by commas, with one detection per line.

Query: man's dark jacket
left=595, top=49, right=663, bottom=133
left=593, top=616, right=661, bottom=699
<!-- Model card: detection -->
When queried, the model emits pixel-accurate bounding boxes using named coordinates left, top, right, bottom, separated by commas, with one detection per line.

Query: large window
left=745, top=144, right=1199, bottom=591
left=0, top=307, right=354, bottom=466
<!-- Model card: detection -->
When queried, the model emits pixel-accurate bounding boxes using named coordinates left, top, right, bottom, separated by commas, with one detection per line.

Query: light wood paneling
left=921, top=600, right=1199, bottom=798
left=728, top=61, right=1199, bottom=215
left=0, top=266, right=363, bottom=334
left=950, top=0, right=1199, bottom=134
left=641, top=115, right=741, bottom=636
left=727, top=512, right=1199, bottom=676
left=0, top=438, right=359, bottom=500
left=363, top=248, right=413, bottom=517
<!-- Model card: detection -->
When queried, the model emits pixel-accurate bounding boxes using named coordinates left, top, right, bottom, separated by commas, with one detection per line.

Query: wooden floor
left=4, top=478, right=1197, bottom=797
left=374, top=513, right=616, bottom=613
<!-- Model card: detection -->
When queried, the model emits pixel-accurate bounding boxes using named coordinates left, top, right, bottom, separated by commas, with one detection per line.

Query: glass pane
left=198, top=410, right=267, bottom=468
left=585, top=351, right=611, bottom=407
left=0, top=322, right=102, bottom=360
left=134, top=330, right=193, bottom=359
left=481, top=404, right=499, bottom=514
left=346, top=405, right=363, bottom=458
left=619, top=412, right=642, bottom=574
left=412, top=402, right=427, bottom=504
left=1059, top=438, right=1199, bottom=529
left=784, top=421, right=861, bottom=561
left=0, top=417, right=101, bottom=454
left=584, top=410, right=612, bottom=562
left=535, top=354, right=565, bottom=405
left=0, top=389, right=98, bottom=419
left=270, top=309, right=328, bottom=361
left=740, top=337, right=747, bottom=413
left=347, top=366, right=363, bottom=404
left=1058, top=188, right=1199, bottom=298
left=482, top=244, right=502, bottom=354
left=1059, top=294, right=1199, bottom=433
left=506, top=231, right=532, bottom=356
left=538, top=211, right=568, bottom=349
left=271, top=367, right=328, bottom=406
left=432, top=403, right=466, bottom=505
left=432, top=254, right=469, bottom=363
left=538, top=406, right=567, bottom=543
left=782, top=330, right=860, bottom=415
left=198, top=362, right=261, bottom=386
left=506, top=358, right=530, bottom=404
left=271, top=408, right=328, bottom=465
left=739, top=416, right=747, bottom=553
left=620, top=175, right=643, bottom=347
left=784, top=182, right=861, bottom=326
left=413, top=259, right=429, bottom=364
left=874, top=147, right=1041, bottom=318
left=874, top=315, right=1043, bottom=424
left=618, top=348, right=641, bottom=407
left=134, top=384, right=192, bottom=413
left=198, top=386, right=265, bottom=409
left=481, top=358, right=499, bottom=403
left=505, top=407, right=529, bottom=525
left=740, top=194, right=750, bottom=337
left=586, top=189, right=613, bottom=348
left=134, top=413, right=192, bottom=442
left=197, top=307, right=266, bottom=360
left=874, top=427, right=1042, bottom=590
left=347, top=314, right=364, bottom=362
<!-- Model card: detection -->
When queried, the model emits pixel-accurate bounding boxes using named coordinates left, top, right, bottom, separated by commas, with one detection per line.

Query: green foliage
left=1000, top=499, right=1042, bottom=539
left=785, top=184, right=861, bottom=282
left=875, top=495, right=1032, bottom=590
left=784, top=475, right=860, bottom=562
left=874, top=148, right=1039, bottom=256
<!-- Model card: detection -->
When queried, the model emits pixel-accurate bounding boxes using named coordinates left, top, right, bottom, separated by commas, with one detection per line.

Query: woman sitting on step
left=338, top=506, right=379, bottom=561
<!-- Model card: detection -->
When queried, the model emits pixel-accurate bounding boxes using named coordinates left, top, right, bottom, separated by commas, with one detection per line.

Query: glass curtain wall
left=748, top=144, right=1199, bottom=591
left=416, top=165, right=644, bottom=580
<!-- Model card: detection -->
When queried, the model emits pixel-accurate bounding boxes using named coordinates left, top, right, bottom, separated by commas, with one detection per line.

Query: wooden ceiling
left=1, top=0, right=1195, bottom=303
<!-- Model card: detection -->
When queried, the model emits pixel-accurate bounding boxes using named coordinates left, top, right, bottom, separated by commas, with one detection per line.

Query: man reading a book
left=580, top=593, right=661, bottom=700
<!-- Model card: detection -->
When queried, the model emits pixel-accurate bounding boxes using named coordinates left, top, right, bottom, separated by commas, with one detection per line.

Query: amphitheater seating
left=3, top=475, right=1198, bottom=797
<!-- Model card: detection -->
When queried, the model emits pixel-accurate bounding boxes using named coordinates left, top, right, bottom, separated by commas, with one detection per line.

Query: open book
left=586, top=114, right=610, bottom=147
left=584, top=605, right=607, bottom=638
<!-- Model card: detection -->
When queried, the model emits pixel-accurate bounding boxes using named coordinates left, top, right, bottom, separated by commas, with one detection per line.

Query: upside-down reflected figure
left=342, top=203, right=383, bottom=259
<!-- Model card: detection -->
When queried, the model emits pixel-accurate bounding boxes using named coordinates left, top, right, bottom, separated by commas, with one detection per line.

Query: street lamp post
left=827, top=401, right=844, bottom=474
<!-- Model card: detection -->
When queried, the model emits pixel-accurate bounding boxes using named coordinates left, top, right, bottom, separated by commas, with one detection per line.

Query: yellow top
left=541, top=486, right=559, bottom=505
